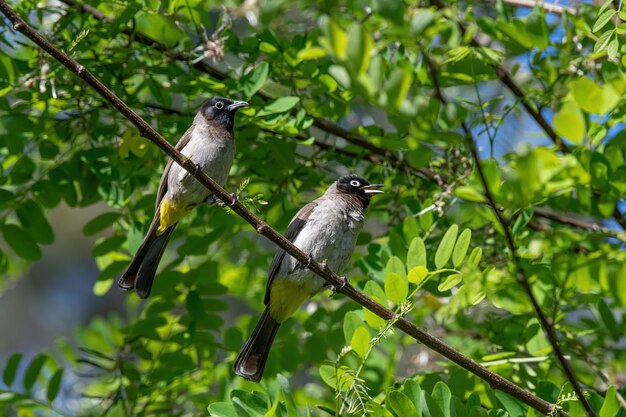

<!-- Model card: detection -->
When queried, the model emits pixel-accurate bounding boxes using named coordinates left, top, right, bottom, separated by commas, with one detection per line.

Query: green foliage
left=1, top=0, right=626, bottom=416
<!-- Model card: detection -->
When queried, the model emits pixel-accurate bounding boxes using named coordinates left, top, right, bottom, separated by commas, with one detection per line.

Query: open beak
left=361, top=184, right=384, bottom=195
left=228, top=101, right=249, bottom=112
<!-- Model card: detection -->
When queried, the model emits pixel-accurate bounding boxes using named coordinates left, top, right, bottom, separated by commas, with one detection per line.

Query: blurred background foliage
left=0, top=0, right=625, bottom=416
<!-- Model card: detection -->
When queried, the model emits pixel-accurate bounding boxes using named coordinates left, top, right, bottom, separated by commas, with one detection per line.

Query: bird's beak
left=228, top=101, right=249, bottom=112
left=361, top=184, right=384, bottom=195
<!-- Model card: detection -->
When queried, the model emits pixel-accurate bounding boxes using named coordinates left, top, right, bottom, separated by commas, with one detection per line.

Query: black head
left=335, top=174, right=384, bottom=209
left=200, top=96, right=248, bottom=131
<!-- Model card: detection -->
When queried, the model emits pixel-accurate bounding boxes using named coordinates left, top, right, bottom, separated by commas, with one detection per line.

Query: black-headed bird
left=118, top=97, right=248, bottom=298
left=234, top=174, right=383, bottom=381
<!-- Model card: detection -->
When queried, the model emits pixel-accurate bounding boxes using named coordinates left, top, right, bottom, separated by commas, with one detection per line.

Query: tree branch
left=499, top=0, right=576, bottom=15
left=0, top=3, right=570, bottom=415
left=422, top=50, right=596, bottom=417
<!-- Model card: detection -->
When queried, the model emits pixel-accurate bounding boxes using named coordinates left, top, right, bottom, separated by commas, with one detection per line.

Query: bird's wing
left=264, top=200, right=319, bottom=305
left=155, top=124, right=196, bottom=210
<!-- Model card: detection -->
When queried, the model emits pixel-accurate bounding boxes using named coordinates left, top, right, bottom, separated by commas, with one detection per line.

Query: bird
left=233, top=174, right=384, bottom=382
left=118, top=97, right=248, bottom=299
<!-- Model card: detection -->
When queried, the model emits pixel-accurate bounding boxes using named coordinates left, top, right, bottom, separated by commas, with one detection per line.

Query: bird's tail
left=233, top=307, right=280, bottom=382
left=118, top=210, right=177, bottom=299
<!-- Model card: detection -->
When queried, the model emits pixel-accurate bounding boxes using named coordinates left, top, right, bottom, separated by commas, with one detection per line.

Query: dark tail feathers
left=233, top=308, right=280, bottom=382
left=118, top=212, right=176, bottom=299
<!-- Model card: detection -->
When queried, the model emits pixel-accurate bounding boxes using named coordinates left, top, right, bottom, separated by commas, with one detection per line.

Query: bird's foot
left=306, top=251, right=315, bottom=268
left=217, top=192, right=238, bottom=207
left=192, top=162, right=201, bottom=176
left=229, top=192, right=238, bottom=207
left=330, top=276, right=349, bottom=295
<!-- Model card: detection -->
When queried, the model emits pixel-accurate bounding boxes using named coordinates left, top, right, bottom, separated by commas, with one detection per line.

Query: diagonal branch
left=0, top=3, right=571, bottom=416
left=422, top=50, right=596, bottom=417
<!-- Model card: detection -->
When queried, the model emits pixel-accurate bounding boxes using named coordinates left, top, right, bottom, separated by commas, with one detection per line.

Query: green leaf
left=320, top=17, right=347, bottom=59
left=525, top=11, right=548, bottom=50
left=431, top=382, right=452, bottom=417
left=593, top=9, right=617, bottom=33
left=297, top=47, right=327, bottom=61
left=23, top=354, right=47, bottom=391
left=386, top=62, right=413, bottom=109
left=600, top=386, right=620, bottom=417
left=403, top=379, right=422, bottom=415
left=525, top=319, right=552, bottom=356
left=318, top=365, right=336, bottom=388
left=276, top=374, right=298, bottom=416
left=350, top=326, right=370, bottom=357
left=242, top=62, right=269, bottom=98
left=452, top=229, right=471, bottom=267
left=363, top=297, right=386, bottom=327
left=454, top=186, right=485, bottom=203
left=230, top=389, right=267, bottom=417
left=373, top=0, right=406, bottom=26
left=83, top=212, right=121, bottom=236
left=386, top=256, right=406, bottom=280
left=328, top=65, right=351, bottom=88
left=553, top=101, right=585, bottom=144
left=435, top=224, right=458, bottom=269
left=407, top=237, right=427, bottom=269
left=16, top=199, right=54, bottom=245
left=571, top=77, right=619, bottom=115
left=46, top=369, right=63, bottom=402
left=208, top=402, right=239, bottom=417
left=495, top=391, right=526, bottom=417
left=92, top=235, right=126, bottom=257
left=186, top=291, right=205, bottom=318
left=438, top=274, right=462, bottom=292
left=257, top=96, right=300, bottom=116
left=346, top=24, right=372, bottom=75
left=598, top=299, right=621, bottom=340
left=468, top=247, right=482, bottom=266
left=388, top=390, right=417, bottom=416
left=385, top=272, right=408, bottom=303
left=407, top=266, right=429, bottom=285
left=2, top=224, right=41, bottom=261
left=594, top=29, right=615, bottom=53
left=343, top=310, right=363, bottom=343
left=2, top=353, right=22, bottom=386
left=607, top=37, right=619, bottom=60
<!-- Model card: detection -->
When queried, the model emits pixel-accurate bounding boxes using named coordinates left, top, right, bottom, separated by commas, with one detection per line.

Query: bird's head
left=200, top=96, right=248, bottom=130
left=334, top=174, right=384, bottom=209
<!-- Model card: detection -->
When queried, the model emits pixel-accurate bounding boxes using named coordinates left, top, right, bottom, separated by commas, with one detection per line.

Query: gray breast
left=278, top=198, right=364, bottom=292
left=167, top=125, right=234, bottom=205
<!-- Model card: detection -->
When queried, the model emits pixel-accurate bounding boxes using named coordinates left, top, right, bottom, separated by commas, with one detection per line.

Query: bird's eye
left=215, top=102, right=224, bottom=109
left=350, top=180, right=360, bottom=187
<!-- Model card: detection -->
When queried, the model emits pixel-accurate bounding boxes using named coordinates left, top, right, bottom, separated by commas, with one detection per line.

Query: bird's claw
left=217, top=192, right=238, bottom=207
left=192, top=162, right=201, bottom=176
left=330, top=276, right=349, bottom=294
left=229, top=192, right=238, bottom=207
left=306, top=251, right=315, bottom=267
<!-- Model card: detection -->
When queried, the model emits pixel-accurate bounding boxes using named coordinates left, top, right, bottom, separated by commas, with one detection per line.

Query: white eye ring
left=215, top=102, right=224, bottom=109
left=350, top=180, right=360, bottom=187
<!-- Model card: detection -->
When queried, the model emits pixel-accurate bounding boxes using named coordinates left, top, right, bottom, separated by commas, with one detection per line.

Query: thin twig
left=422, top=50, right=596, bottom=417
left=499, top=0, right=576, bottom=15
left=0, top=3, right=571, bottom=416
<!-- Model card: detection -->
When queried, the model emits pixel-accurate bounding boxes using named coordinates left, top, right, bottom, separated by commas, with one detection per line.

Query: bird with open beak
left=234, top=174, right=384, bottom=382
left=118, top=96, right=248, bottom=299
